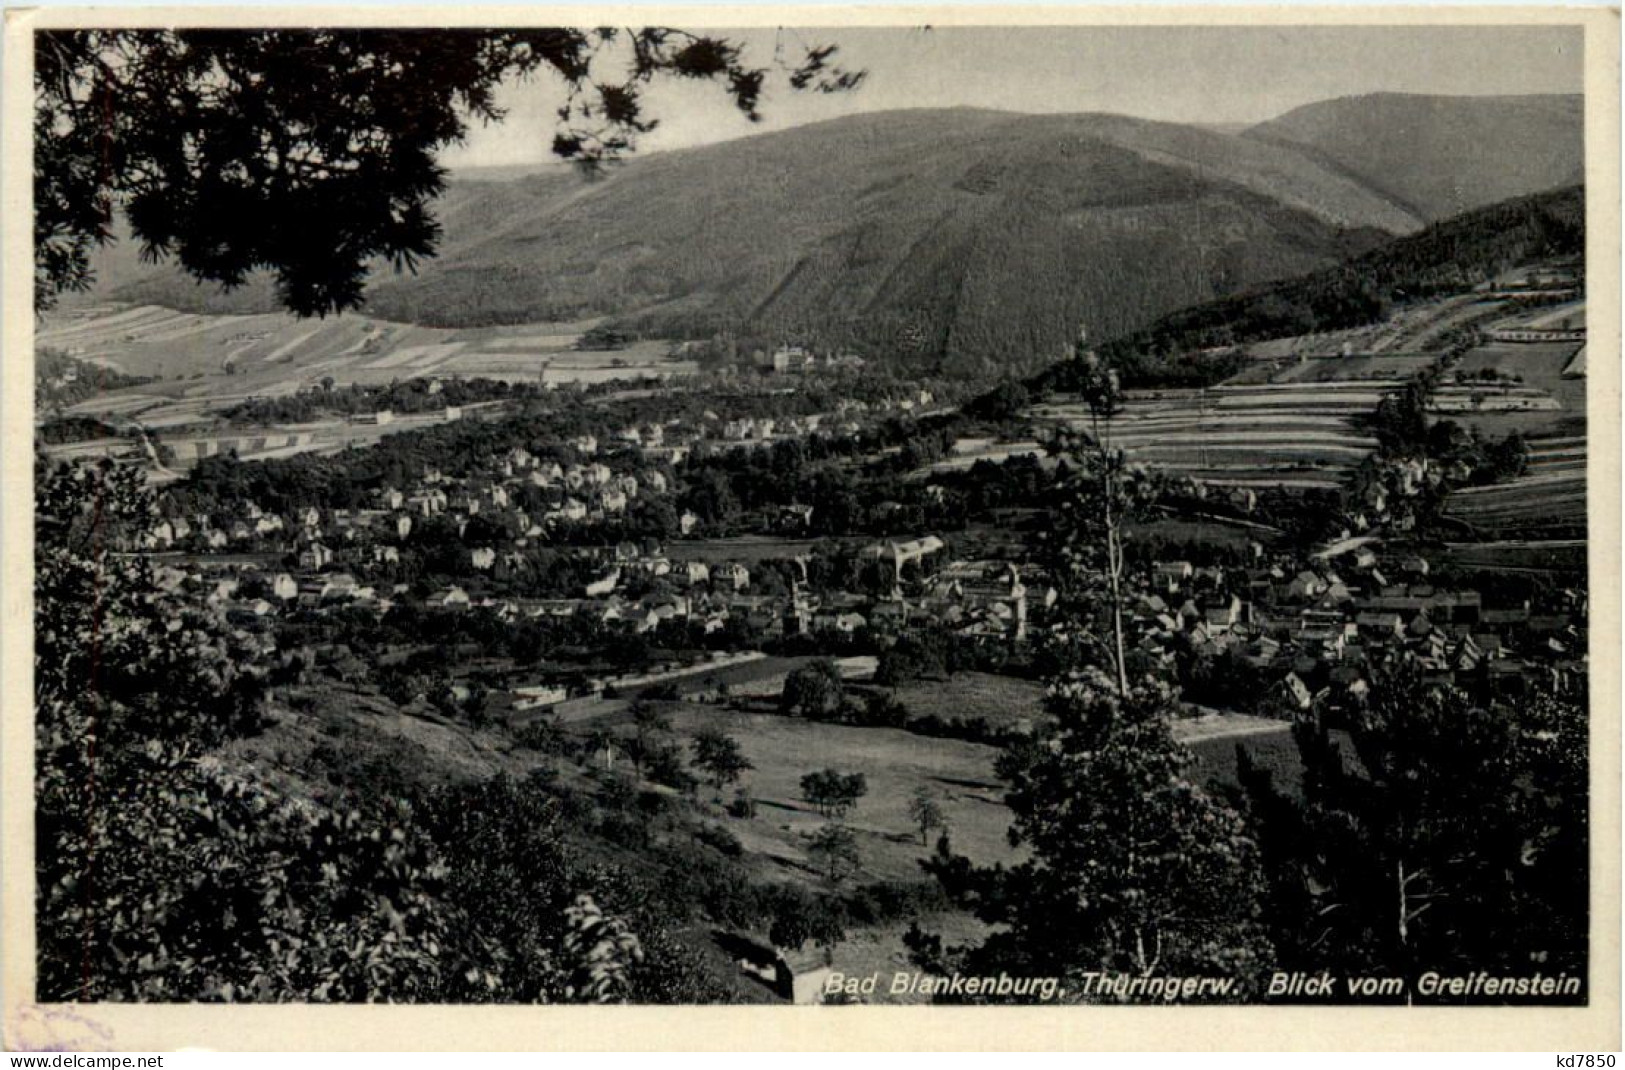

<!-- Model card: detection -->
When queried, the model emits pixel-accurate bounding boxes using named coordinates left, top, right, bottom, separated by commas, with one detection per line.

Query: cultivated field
left=1031, top=380, right=1392, bottom=491
left=1496, top=298, right=1586, bottom=332
left=1429, top=381, right=1563, bottom=415
left=1439, top=302, right=1585, bottom=436
left=1436, top=298, right=1587, bottom=542
left=1442, top=434, right=1587, bottom=539
left=38, top=303, right=699, bottom=424
left=1235, top=296, right=1502, bottom=365
left=1441, top=539, right=1587, bottom=574
left=44, top=400, right=520, bottom=481
left=1264, top=352, right=1437, bottom=385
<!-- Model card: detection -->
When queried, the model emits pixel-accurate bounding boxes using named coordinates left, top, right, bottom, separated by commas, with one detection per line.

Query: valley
left=33, top=83, right=1594, bottom=1009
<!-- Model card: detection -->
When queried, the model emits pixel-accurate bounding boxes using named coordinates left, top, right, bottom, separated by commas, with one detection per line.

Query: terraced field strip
left=1214, top=393, right=1386, bottom=410
left=1034, top=379, right=1391, bottom=488
left=1126, top=447, right=1370, bottom=470
left=360, top=341, right=439, bottom=370
left=480, top=333, right=582, bottom=349
left=1103, top=411, right=1382, bottom=429
left=1509, top=299, right=1586, bottom=331
left=1430, top=384, right=1563, bottom=413
left=83, top=308, right=199, bottom=339
left=1530, top=435, right=1586, bottom=455
left=1194, top=476, right=1344, bottom=490
left=1529, top=437, right=1587, bottom=474
left=63, top=393, right=169, bottom=417
left=130, top=312, right=257, bottom=345
left=1449, top=486, right=1587, bottom=516
left=260, top=327, right=325, bottom=364
left=61, top=309, right=198, bottom=345
left=1444, top=443, right=1587, bottom=532
left=1105, top=426, right=1371, bottom=442
left=1443, top=539, right=1587, bottom=572
left=39, top=304, right=174, bottom=343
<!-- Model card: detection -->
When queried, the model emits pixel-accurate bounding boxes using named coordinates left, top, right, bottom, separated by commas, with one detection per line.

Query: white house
left=513, top=684, right=569, bottom=711
left=714, top=563, right=750, bottom=591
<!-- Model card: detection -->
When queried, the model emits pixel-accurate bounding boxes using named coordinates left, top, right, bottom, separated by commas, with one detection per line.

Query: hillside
left=1246, top=93, right=1583, bottom=222
left=1078, top=183, right=1584, bottom=387
left=102, top=99, right=1585, bottom=375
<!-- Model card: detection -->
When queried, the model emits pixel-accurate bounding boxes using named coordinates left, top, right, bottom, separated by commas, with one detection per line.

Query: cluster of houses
left=139, top=380, right=967, bottom=574
left=142, top=498, right=1045, bottom=715
left=126, top=357, right=1585, bottom=736
left=1114, top=541, right=1587, bottom=712
left=764, top=345, right=868, bottom=375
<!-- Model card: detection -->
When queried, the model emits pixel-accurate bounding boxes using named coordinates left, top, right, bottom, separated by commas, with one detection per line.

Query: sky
left=440, top=24, right=1585, bottom=171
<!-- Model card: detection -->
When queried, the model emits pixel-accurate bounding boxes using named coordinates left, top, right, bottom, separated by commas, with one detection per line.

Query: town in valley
left=30, top=26, right=1594, bottom=1010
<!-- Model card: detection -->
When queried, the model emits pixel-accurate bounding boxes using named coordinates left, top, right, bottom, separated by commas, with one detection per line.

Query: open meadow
left=568, top=703, right=1022, bottom=885
left=874, top=671, right=1048, bottom=731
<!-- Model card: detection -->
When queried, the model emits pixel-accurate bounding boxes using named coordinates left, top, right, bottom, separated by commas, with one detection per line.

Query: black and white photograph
left=7, top=7, right=1619, bottom=1047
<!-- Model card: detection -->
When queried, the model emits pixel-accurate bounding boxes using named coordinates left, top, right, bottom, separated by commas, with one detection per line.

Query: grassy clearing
left=615, top=705, right=1022, bottom=886
left=221, top=684, right=537, bottom=810
left=878, top=672, right=1048, bottom=730
left=1455, top=341, right=1581, bottom=394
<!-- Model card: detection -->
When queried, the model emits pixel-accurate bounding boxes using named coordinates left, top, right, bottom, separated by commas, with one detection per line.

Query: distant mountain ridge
left=98, top=94, right=1586, bottom=374
left=1245, top=93, right=1583, bottom=222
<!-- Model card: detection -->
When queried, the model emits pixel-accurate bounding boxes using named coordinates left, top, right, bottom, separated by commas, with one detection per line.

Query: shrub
left=694, top=824, right=744, bottom=857
left=726, top=789, right=756, bottom=819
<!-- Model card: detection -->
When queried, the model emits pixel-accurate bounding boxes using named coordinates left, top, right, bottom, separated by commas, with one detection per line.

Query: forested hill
left=1054, top=184, right=1584, bottom=389
left=99, top=98, right=1585, bottom=376
left=1246, top=93, right=1583, bottom=222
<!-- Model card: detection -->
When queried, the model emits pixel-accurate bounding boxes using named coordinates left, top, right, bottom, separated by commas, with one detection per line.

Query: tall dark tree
left=780, top=658, right=844, bottom=718
left=689, top=727, right=752, bottom=792
left=35, top=28, right=862, bottom=313
left=1240, top=669, right=1588, bottom=999
left=942, top=672, right=1271, bottom=998
left=806, top=824, right=861, bottom=885
left=1045, top=345, right=1167, bottom=695
left=907, top=786, right=947, bottom=847
left=35, top=459, right=447, bottom=1001
left=799, top=769, right=868, bottom=820
left=625, top=699, right=673, bottom=778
